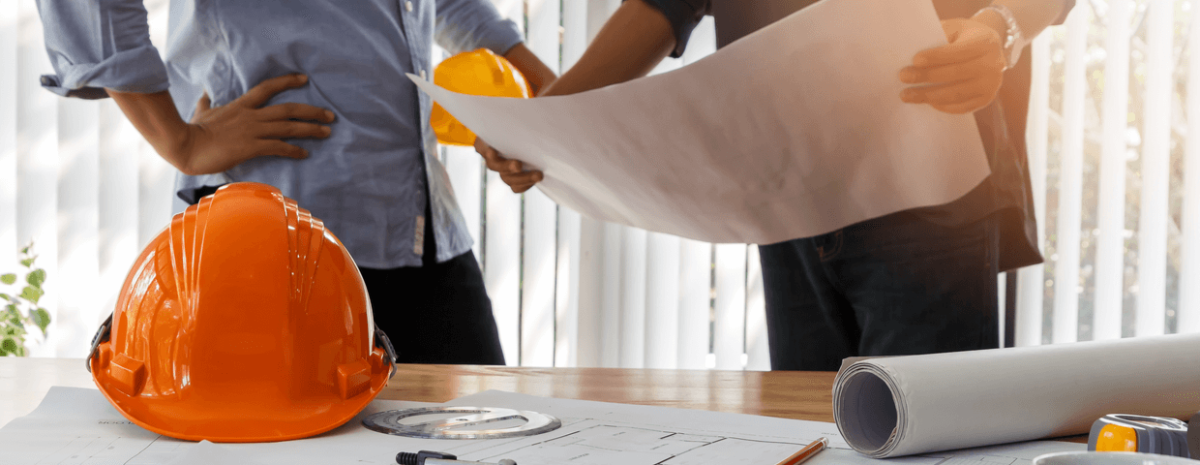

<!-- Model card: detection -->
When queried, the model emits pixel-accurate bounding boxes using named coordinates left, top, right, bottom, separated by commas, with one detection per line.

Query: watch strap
left=982, top=4, right=1024, bottom=69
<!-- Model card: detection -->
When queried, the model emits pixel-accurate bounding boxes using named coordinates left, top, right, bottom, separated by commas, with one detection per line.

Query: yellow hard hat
left=431, top=48, right=532, bottom=147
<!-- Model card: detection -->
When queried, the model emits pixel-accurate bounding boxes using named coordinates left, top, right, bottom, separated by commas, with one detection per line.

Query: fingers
left=258, top=103, right=336, bottom=123
left=497, top=161, right=542, bottom=193
left=504, top=180, right=541, bottom=193
left=476, top=140, right=513, bottom=173
left=931, top=96, right=995, bottom=115
left=898, top=54, right=1005, bottom=85
left=239, top=74, right=309, bottom=108
left=901, top=78, right=996, bottom=106
left=196, top=93, right=211, bottom=113
left=252, top=140, right=309, bottom=160
left=475, top=138, right=543, bottom=192
left=507, top=183, right=539, bottom=194
left=901, top=27, right=1005, bottom=112
left=258, top=121, right=333, bottom=139
left=487, top=152, right=527, bottom=179
left=912, top=22, right=1000, bottom=67
left=501, top=170, right=543, bottom=192
left=939, top=18, right=965, bottom=44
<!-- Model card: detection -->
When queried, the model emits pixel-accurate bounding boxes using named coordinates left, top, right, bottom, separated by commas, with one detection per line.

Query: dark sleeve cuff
left=630, top=0, right=710, bottom=58
left=1052, top=0, right=1076, bottom=25
left=39, top=44, right=169, bottom=100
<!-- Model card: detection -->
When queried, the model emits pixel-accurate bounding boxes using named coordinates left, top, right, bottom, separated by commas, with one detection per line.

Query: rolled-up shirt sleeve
left=35, top=0, right=168, bottom=100
left=434, top=0, right=524, bottom=55
left=634, top=0, right=710, bottom=58
left=1052, top=0, right=1077, bottom=25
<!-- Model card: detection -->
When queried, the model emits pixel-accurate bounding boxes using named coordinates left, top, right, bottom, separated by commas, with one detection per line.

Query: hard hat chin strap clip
left=374, top=326, right=398, bottom=379
left=86, top=312, right=114, bottom=373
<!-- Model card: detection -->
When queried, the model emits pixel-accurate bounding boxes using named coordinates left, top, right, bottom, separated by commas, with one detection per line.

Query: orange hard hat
left=431, top=48, right=532, bottom=146
left=86, top=182, right=395, bottom=443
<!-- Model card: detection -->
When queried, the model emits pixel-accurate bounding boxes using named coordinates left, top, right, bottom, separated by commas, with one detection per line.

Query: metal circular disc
left=362, top=406, right=562, bottom=439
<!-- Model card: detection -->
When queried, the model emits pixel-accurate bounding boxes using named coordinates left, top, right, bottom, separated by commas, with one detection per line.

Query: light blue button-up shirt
left=35, top=0, right=522, bottom=269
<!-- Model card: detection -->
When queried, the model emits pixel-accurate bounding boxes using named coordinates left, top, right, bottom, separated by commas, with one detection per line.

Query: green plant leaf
left=0, top=274, right=15, bottom=285
left=20, top=259, right=33, bottom=268
left=19, top=286, right=43, bottom=305
left=4, top=323, right=24, bottom=337
left=33, top=308, right=50, bottom=334
left=0, top=337, right=19, bottom=356
left=26, top=269, right=45, bottom=288
left=8, top=315, right=25, bottom=331
left=0, top=293, right=9, bottom=301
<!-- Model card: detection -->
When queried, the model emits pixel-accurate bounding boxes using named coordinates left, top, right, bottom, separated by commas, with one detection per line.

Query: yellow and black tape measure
left=1089, top=414, right=1191, bottom=458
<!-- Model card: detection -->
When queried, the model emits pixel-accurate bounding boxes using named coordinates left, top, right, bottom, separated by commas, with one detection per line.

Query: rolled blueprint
left=833, top=333, right=1200, bottom=458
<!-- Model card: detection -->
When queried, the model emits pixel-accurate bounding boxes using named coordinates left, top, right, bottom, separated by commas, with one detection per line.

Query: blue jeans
left=758, top=211, right=1000, bottom=371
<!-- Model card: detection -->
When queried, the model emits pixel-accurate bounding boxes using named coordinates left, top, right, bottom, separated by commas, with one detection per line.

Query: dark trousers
left=359, top=196, right=505, bottom=365
left=758, top=212, right=999, bottom=371
left=360, top=250, right=505, bottom=365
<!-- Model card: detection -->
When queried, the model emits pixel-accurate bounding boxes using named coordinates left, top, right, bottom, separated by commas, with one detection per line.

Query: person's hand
left=475, top=138, right=543, bottom=194
left=898, top=18, right=1008, bottom=115
left=170, top=74, right=335, bottom=175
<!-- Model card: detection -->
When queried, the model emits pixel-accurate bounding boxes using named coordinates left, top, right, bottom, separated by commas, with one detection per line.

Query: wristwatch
left=981, top=4, right=1025, bottom=69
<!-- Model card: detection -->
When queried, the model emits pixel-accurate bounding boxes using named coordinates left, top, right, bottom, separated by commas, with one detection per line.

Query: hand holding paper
left=476, top=137, right=542, bottom=193
left=899, top=17, right=1009, bottom=114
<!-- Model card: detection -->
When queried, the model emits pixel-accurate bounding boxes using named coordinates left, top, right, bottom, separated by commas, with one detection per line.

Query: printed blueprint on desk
left=0, top=387, right=1083, bottom=465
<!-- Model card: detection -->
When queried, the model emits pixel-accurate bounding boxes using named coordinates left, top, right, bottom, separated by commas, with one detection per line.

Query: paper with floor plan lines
left=2, top=387, right=1082, bottom=465
left=409, top=0, right=989, bottom=244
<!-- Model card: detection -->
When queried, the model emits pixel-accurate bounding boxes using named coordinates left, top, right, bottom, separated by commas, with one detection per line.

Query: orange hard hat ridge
left=87, top=182, right=395, bottom=443
left=431, top=48, right=532, bottom=146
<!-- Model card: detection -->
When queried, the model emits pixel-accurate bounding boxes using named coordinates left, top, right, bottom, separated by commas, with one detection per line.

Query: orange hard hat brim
left=90, top=346, right=392, bottom=443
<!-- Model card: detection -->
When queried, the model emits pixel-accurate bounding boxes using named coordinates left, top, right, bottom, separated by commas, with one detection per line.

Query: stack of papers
left=2, top=386, right=1080, bottom=464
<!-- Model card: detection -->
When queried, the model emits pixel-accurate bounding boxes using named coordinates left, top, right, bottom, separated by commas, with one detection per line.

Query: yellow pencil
left=776, top=437, right=828, bottom=465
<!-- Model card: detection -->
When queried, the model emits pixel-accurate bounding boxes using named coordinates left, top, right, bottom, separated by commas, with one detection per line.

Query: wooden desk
left=1, top=358, right=1088, bottom=444
left=0, top=358, right=835, bottom=428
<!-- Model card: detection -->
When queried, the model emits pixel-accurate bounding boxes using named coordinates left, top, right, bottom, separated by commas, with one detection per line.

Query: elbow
left=176, top=164, right=204, bottom=177
left=161, top=142, right=204, bottom=177
left=169, top=153, right=202, bottom=177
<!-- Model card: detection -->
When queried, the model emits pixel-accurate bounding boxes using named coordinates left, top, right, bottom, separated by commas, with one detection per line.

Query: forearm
left=107, top=89, right=190, bottom=170
left=503, top=44, right=559, bottom=96
left=539, top=0, right=676, bottom=97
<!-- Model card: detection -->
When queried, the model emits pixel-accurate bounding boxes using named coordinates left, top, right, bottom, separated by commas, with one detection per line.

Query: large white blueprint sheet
left=411, top=0, right=989, bottom=244
left=3, top=387, right=1081, bottom=465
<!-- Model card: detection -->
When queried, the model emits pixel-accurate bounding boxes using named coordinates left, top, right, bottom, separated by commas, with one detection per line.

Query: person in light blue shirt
left=36, top=0, right=557, bottom=364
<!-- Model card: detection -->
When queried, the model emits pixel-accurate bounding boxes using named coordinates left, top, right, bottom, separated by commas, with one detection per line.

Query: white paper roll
left=833, top=333, right=1200, bottom=458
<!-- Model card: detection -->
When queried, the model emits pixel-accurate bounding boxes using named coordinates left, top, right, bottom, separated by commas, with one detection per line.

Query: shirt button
left=405, top=1, right=413, bottom=12
left=420, top=69, right=427, bottom=80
